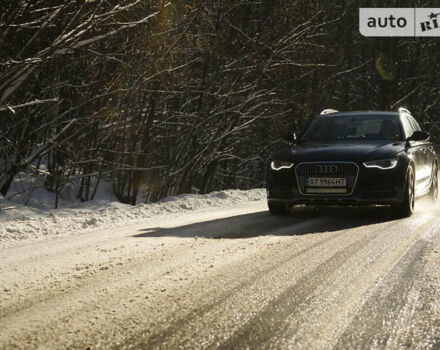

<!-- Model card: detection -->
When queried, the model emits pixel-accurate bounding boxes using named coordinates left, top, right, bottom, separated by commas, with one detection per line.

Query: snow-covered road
left=1, top=192, right=440, bottom=349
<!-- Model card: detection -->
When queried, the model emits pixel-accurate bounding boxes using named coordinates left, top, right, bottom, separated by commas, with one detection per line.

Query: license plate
left=306, top=177, right=347, bottom=187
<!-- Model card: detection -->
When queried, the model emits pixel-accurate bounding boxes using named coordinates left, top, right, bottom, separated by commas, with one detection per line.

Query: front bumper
left=267, top=192, right=401, bottom=206
left=266, top=162, right=407, bottom=206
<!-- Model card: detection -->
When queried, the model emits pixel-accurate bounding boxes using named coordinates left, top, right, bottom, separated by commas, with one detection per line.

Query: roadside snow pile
left=0, top=189, right=265, bottom=248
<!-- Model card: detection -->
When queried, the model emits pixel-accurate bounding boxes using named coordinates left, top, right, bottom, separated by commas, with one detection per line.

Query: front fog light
left=271, top=160, right=295, bottom=171
left=363, top=159, right=398, bottom=170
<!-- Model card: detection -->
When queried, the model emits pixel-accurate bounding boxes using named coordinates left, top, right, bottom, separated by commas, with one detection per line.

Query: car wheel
left=394, top=166, right=415, bottom=218
left=428, top=163, right=438, bottom=203
left=268, top=202, right=290, bottom=215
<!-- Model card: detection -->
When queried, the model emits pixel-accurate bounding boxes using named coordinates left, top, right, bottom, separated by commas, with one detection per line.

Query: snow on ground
left=2, top=170, right=123, bottom=210
left=0, top=189, right=266, bottom=249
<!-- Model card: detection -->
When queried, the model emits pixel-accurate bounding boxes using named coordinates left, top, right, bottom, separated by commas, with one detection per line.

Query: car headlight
left=271, top=160, right=295, bottom=171
left=363, top=159, right=398, bottom=170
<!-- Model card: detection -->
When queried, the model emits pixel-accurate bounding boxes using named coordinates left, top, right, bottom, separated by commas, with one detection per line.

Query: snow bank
left=0, top=189, right=266, bottom=248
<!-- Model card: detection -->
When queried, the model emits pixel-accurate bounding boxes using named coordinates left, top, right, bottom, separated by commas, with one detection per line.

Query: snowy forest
left=1, top=0, right=440, bottom=207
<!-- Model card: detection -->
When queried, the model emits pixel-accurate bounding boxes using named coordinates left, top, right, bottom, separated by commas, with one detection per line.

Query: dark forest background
left=1, top=0, right=439, bottom=207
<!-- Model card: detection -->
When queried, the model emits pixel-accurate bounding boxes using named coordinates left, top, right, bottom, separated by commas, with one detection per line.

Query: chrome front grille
left=295, top=162, right=359, bottom=195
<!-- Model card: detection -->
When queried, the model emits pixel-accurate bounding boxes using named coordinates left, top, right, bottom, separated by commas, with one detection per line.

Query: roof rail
left=398, top=107, right=412, bottom=115
left=320, top=109, right=339, bottom=115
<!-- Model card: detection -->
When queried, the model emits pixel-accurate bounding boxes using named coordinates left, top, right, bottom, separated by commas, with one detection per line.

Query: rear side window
left=401, top=115, right=415, bottom=138
left=408, top=115, right=421, bottom=131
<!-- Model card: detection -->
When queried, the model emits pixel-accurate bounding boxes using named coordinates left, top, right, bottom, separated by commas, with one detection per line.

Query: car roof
left=316, top=111, right=399, bottom=118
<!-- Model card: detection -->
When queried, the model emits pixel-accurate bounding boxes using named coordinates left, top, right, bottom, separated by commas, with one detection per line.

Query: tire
left=268, top=202, right=290, bottom=215
left=394, top=166, right=415, bottom=218
left=428, top=163, right=438, bottom=204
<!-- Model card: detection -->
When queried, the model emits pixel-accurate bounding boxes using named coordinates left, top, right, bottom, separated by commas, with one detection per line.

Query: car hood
left=273, top=141, right=406, bottom=163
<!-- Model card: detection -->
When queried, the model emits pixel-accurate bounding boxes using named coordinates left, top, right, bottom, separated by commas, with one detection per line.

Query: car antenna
left=320, top=109, right=339, bottom=115
left=398, top=107, right=412, bottom=115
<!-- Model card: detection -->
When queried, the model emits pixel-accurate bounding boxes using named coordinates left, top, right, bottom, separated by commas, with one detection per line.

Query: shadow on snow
left=133, top=206, right=398, bottom=239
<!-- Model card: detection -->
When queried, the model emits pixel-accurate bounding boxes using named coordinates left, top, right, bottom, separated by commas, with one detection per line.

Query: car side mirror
left=408, top=130, right=430, bottom=142
left=283, top=132, right=297, bottom=144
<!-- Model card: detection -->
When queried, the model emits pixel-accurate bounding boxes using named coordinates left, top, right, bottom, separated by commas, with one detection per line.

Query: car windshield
left=300, top=115, right=402, bottom=142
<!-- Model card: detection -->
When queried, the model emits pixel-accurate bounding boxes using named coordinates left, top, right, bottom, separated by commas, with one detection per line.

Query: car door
left=401, top=114, right=425, bottom=193
left=409, top=115, right=434, bottom=190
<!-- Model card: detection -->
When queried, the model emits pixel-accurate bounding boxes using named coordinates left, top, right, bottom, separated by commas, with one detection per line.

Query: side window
left=408, top=115, right=421, bottom=131
left=401, top=115, right=414, bottom=139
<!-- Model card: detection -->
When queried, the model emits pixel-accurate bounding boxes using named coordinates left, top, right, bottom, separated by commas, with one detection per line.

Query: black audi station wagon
left=266, top=108, right=438, bottom=217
